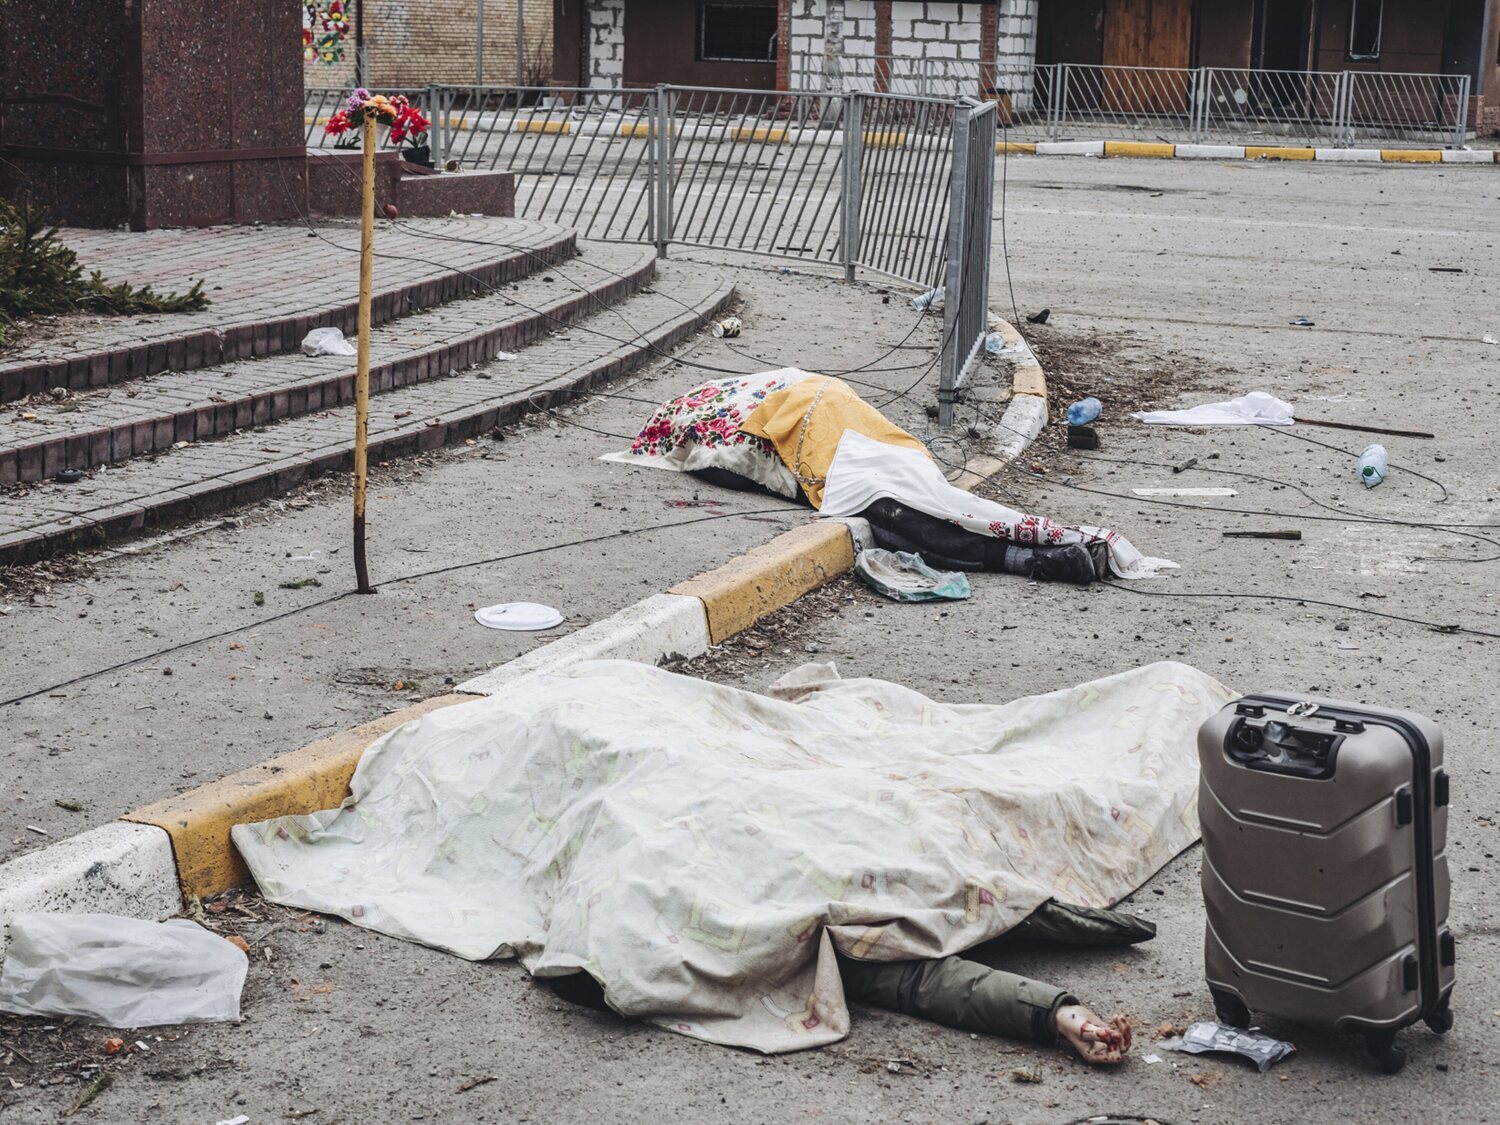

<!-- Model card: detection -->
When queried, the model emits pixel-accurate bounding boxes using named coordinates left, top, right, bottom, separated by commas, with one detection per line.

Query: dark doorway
left=1252, top=0, right=1311, bottom=72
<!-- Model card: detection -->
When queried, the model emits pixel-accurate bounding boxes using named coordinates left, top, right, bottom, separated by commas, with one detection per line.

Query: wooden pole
left=353, top=113, right=376, bottom=595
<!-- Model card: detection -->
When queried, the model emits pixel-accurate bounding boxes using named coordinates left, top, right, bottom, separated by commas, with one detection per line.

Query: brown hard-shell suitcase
left=1198, top=693, right=1455, bottom=1073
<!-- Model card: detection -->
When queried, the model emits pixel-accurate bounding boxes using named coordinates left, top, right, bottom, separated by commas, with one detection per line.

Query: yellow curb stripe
left=863, top=130, right=907, bottom=148
left=733, top=126, right=787, bottom=143
left=123, top=694, right=471, bottom=899
left=1011, top=364, right=1047, bottom=399
left=515, top=119, right=570, bottom=134
left=1381, top=149, right=1442, bottom=163
left=1246, top=146, right=1315, bottom=161
left=1104, top=141, right=1175, bottom=159
left=671, top=522, right=855, bottom=645
left=619, top=122, right=675, bottom=139
left=996, top=141, right=1037, bottom=154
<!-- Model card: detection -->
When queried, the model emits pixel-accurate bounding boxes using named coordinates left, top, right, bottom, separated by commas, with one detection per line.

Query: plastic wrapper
left=301, top=326, right=357, bottom=357
left=0, top=913, right=248, bottom=1027
left=854, top=548, right=971, bottom=603
left=1159, top=1020, right=1296, bottom=1072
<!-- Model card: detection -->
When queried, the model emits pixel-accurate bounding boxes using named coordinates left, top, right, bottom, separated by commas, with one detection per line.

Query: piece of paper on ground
left=234, top=660, right=1232, bottom=1053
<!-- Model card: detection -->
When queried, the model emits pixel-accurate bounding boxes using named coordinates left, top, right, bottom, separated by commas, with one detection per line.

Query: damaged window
left=1347, top=0, right=1383, bottom=60
left=699, top=0, right=779, bottom=63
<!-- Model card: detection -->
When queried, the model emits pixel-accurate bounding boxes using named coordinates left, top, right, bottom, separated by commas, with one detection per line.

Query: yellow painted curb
left=733, top=126, right=787, bottom=143
left=618, top=122, right=675, bottom=139
left=123, top=694, right=471, bottom=899
left=1104, top=141, right=1175, bottom=159
left=1245, top=146, right=1315, bottom=161
left=996, top=141, right=1037, bottom=154
left=1012, top=365, right=1047, bottom=399
left=671, top=522, right=854, bottom=645
left=516, top=119, right=570, bottom=134
left=1381, top=149, right=1442, bottom=163
left=863, top=130, right=907, bottom=148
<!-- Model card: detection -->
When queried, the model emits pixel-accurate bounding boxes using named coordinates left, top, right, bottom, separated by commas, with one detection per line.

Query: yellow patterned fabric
left=235, top=659, right=1233, bottom=1053
left=737, top=375, right=931, bottom=508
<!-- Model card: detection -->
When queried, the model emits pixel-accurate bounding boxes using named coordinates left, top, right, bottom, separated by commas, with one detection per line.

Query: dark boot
left=987, top=542, right=1097, bottom=586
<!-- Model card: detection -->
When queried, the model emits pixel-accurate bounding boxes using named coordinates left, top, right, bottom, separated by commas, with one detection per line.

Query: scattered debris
left=1010, top=1065, right=1044, bottom=1083
left=1484, top=334, right=1498, bottom=346
left=301, top=327, right=357, bottom=357
left=1066, top=397, right=1102, bottom=426
left=1190, top=1070, right=1223, bottom=1089
left=0, top=914, right=248, bottom=1027
left=252, top=591, right=265, bottom=607
left=710, top=317, right=742, bottom=339
left=1356, top=443, right=1388, bottom=489
left=225, top=935, right=251, bottom=954
left=1158, top=1021, right=1296, bottom=1072
left=1025, top=308, right=1050, bottom=325
left=1289, top=316, right=1315, bottom=327
left=473, top=602, right=564, bottom=631
left=1143, top=1053, right=1163, bottom=1064
left=911, top=286, right=945, bottom=312
left=664, top=498, right=726, bottom=509
left=1299, top=416, right=1435, bottom=439
left=1066, top=425, right=1100, bottom=450
left=1428, top=267, right=1464, bottom=274
left=53, top=798, right=84, bottom=812
left=68, top=1069, right=113, bottom=1115
left=853, top=549, right=970, bottom=603
left=456, top=1075, right=499, bottom=1093
left=1131, top=487, right=1237, bottom=498
left=102, top=1038, right=124, bottom=1056
left=1171, top=457, right=1198, bottom=474
left=1223, top=530, right=1302, bottom=541
left=23, top=826, right=48, bottom=836
left=55, top=469, right=83, bottom=484
left=278, top=577, right=323, bottom=589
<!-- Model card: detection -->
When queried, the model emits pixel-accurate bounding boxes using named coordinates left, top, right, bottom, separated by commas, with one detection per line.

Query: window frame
left=696, top=0, right=779, bottom=65
left=1346, top=0, right=1384, bottom=62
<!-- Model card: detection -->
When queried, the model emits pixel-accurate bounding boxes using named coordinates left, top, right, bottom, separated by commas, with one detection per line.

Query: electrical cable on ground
left=0, top=505, right=799, bottom=710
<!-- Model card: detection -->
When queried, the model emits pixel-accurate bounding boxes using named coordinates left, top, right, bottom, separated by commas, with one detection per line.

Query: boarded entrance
left=1101, top=0, right=1193, bottom=113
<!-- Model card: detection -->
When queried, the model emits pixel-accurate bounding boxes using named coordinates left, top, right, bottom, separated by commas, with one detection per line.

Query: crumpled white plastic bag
left=0, top=913, right=248, bottom=1027
left=1133, top=391, right=1294, bottom=427
left=301, top=326, right=357, bottom=357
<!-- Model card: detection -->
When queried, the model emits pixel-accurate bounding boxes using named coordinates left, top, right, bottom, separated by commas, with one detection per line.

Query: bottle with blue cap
left=1066, top=397, right=1102, bottom=426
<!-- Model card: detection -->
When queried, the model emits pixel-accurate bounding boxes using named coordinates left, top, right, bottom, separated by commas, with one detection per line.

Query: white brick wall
left=585, top=0, right=625, bottom=87
left=996, top=0, right=1039, bottom=109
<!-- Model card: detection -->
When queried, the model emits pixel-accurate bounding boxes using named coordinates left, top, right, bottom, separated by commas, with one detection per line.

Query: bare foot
left=1055, top=1004, right=1133, bottom=1065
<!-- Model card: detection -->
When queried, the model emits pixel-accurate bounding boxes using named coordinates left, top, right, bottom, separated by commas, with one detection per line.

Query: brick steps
left=0, top=261, right=734, bottom=566
left=0, top=220, right=575, bottom=404
left=0, top=243, right=657, bottom=484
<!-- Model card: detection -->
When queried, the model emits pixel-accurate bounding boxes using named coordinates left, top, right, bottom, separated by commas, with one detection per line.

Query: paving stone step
left=0, top=262, right=734, bottom=567
left=0, top=218, right=575, bottom=404
left=0, top=242, right=658, bottom=484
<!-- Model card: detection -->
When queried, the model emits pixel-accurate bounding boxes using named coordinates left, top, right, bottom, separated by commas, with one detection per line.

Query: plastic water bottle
left=1357, top=443, right=1388, bottom=488
left=911, top=286, right=944, bottom=311
left=1066, top=397, right=1102, bottom=426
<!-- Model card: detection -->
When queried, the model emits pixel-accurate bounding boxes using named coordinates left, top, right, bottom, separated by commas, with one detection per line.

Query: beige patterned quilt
left=233, top=659, right=1233, bottom=1052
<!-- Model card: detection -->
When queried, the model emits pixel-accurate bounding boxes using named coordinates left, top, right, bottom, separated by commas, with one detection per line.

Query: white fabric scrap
left=818, top=431, right=1178, bottom=579
left=1133, top=391, right=1294, bottom=427
left=233, top=659, right=1232, bottom=1054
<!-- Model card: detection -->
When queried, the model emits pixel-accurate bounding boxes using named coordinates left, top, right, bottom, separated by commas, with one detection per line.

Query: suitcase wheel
left=1425, top=999, right=1454, bottom=1036
left=1210, top=987, right=1251, bottom=1030
left=1364, top=1030, right=1408, bottom=1075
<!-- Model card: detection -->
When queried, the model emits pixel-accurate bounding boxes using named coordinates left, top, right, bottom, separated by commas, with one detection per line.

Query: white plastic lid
left=473, top=602, right=564, bottom=631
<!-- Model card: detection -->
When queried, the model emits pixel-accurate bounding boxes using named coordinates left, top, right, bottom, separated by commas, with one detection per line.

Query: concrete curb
left=0, top=314, right=1050, bottom=928
left=997, top=139, right=1498, bottom=164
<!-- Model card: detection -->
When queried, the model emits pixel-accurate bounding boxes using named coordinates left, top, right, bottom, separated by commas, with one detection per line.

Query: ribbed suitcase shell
left=1198, top=693, right=1454, bottom=1072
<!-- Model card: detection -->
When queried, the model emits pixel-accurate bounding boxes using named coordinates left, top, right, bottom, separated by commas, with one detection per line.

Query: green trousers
left=837, top=900, right=1154, bottom=1044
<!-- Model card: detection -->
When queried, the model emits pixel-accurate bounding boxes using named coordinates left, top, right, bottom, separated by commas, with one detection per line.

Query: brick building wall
left=303, top=0, right=554, bottom=89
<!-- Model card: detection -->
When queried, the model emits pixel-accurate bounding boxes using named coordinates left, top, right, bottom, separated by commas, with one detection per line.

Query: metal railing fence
left=305, top=83, right=994, bottom=425
left=788, top=56, right=1472, bottom=147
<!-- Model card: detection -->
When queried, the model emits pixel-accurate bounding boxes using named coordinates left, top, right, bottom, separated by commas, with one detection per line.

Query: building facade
left=549, top=0, right=1500, bottom=133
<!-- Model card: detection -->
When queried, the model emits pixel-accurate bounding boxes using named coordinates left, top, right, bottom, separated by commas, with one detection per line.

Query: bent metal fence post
left=937, top=99, right=996, bottom=430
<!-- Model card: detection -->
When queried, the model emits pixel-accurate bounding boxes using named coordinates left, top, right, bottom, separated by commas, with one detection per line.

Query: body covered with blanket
left=234, top=660, right=1232, bottom=1053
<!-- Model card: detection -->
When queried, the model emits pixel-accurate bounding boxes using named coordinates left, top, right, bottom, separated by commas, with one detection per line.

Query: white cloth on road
left=233, top=659, right=1231, bottom=1053
left=818, top=430, right=1178, bottom=579
left=1133, top=391, right=1294, bottom=427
